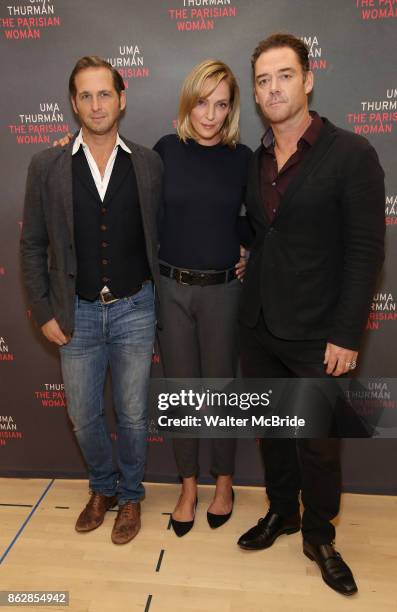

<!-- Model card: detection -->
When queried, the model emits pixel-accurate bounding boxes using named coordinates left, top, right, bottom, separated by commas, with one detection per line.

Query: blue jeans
left=59, top=282, right=155, bottom=504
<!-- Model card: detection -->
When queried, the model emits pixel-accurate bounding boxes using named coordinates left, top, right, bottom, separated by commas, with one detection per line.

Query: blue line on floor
left=0, top=479, right=55, bottom=565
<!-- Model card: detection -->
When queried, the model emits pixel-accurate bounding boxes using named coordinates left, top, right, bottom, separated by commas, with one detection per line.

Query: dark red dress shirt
left=260, top=111, right=324, bottom=222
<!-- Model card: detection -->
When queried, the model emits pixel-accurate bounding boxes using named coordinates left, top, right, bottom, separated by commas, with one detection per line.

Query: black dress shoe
left=170, top=498, right=198, bottom=537
left=238, top=511, right=300, bottom=550
left=207, top=489, right=235, bottom=529
left=303, top=541, right=358, bottom=596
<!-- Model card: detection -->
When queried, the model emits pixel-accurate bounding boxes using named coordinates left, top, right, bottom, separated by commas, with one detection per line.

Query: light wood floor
left=0, top=479, right=396, bottom=611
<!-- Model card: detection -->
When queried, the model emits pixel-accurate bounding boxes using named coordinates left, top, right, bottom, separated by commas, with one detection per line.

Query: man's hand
left=324, top=342, right=358, bottom=376
left=53, top=132, right=73, bottom=147
left=41, top=318, right=70, bottom=345
left=235, top=246, right=249, bottom=282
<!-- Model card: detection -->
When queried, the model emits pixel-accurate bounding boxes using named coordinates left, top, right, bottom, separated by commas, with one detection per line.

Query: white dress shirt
left=72, top=129, right=132, bottom=201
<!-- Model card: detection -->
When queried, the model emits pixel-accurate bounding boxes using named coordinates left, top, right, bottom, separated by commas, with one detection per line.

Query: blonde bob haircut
left=177, top=59, right=240, bottom=147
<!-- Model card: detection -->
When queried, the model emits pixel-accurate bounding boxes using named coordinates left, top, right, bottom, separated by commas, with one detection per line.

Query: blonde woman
left=154, top=60, right=252, bottom=536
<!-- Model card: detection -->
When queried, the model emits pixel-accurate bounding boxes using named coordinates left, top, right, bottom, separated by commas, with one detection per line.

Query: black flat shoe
left=170, top=498, right=198, bottom=537
left=303, top=541, right=358, bottom=596
left=238, top=510, right=300, bottom=550
left=207, top=489, right=235, bottom=529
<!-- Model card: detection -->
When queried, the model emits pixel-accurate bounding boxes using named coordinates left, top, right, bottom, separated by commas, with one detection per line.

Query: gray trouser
left=158, top=273, right=241, bottom=478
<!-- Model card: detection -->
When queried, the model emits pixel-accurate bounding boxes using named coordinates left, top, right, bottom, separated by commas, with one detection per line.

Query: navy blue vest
left=72, top=147, right=150, bottom=299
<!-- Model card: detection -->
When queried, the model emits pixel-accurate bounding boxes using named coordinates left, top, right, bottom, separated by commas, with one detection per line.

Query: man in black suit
left=20, top=56, right=162, bottom=545
left=238, top=33, right=385, bottom=595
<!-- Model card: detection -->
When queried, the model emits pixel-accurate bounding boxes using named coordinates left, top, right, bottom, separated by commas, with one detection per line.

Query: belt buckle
left=99, top=288, right=119, bottom=305
left=176, top=269, right=190, bottom=285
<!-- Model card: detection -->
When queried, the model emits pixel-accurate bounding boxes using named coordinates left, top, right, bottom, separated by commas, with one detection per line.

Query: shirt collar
left=261, top=111, right=323, bottom=151
left=72, top=128, right=132, bottom=155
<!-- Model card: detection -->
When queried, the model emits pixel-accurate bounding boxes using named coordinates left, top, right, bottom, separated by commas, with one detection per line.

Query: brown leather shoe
left=75, top=492, right=118, bottom=533
left=111, top=502, right=141, bottom=545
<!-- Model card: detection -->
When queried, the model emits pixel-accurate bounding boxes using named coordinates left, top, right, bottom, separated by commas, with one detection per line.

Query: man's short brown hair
left=69, top=56, right=125, bottom=97
left=251, top=33, right=310, bottom=75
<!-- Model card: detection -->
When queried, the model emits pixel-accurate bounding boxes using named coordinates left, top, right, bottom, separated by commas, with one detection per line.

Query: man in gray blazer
left=20, top=56, right=163, bottom=545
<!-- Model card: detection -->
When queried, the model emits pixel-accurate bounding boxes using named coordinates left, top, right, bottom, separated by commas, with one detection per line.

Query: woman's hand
left=235, top=246, right=249, bottom=282
left=53, top=132, right=73, bottom=147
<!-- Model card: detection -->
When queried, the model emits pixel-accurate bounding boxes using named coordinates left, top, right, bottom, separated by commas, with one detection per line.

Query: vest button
left=100, top=224, right=107, bottom=231
left=102, top=259, right=108, bottom=265
left=101, top=241, right=108, bottom=248
left=101, top=207, right=106, bottom=214
left=102, top=276, right=109, bottom=283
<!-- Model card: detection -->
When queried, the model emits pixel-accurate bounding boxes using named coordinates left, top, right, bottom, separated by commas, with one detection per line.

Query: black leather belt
left=160, top=263, right=235, bottom=286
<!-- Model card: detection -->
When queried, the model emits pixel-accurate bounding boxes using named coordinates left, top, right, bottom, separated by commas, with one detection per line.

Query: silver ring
left=346, top=360, right=357, bottom=370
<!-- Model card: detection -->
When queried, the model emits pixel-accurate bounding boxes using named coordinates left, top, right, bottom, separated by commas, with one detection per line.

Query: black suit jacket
left=240, top=118, right=385, bottom=351
left=20, top=135, right=163, bottom=335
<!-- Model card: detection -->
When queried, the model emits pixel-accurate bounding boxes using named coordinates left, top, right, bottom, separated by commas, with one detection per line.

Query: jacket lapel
left=126, top=139, right=154, bottom=255
left=251, top=148, right=271, bottom=227
left=274, top=119, right=338, bottom=221
left=58, top=143, right=74, bottom=239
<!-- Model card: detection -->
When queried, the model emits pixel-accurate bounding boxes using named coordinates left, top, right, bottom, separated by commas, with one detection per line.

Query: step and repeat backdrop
left=0, top=0, right=396, bottom=493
